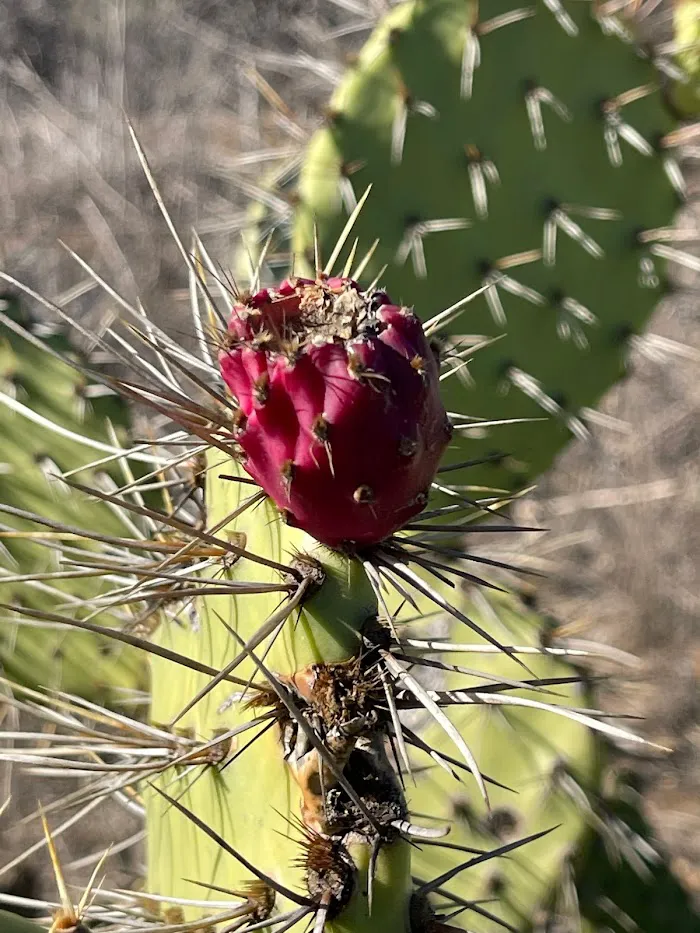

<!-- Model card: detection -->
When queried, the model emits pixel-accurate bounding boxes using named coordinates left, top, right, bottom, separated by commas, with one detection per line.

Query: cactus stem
left=221, top=618, right=385, bottom=837
left=150, top=784, right=315, bottom=908
left=169, top=575, right=316, bottom=726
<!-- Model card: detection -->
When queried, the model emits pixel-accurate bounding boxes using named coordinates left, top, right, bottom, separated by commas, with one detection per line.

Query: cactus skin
left=290, top=0, right=683, bottom=495
left=0, top=294, right=145, bottom=702
left=0, top=910, right=43, bottom=933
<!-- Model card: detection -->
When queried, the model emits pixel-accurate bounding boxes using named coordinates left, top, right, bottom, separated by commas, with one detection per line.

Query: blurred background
left=0, top=0, right=698, bottom=919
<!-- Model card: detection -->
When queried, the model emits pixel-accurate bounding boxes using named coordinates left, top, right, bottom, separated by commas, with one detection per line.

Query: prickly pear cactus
left=0, top=249, right=622, bottom=933
left=0, top=129, right=694, bottom=933
left=289, top=0, right=691, bottom=493
left=0, top=293, right=145, bottom=702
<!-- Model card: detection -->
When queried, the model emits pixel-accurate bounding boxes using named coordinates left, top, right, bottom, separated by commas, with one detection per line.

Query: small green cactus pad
left=406, top=588, right=599, bottom=931
left=291, top=0, right=682, bottom=494
left=0, top=294, right=145, bottom=702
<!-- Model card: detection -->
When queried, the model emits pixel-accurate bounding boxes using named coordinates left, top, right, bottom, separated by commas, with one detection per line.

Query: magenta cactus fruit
left=219, top=275, right=451, bottom=548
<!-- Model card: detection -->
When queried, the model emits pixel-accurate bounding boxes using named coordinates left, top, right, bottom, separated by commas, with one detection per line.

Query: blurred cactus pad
left=0, top=293, right=145, bottom=701
left=291, top=0, right=688, bottom=493
left=673, top=0, right=700, bottom=115
left=407, top=589, right=700, bottom=932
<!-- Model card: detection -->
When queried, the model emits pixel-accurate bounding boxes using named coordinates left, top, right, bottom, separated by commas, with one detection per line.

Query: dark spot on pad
left=549, top=390, right=568, bottom=409
left=611, top=322, right=636, bottom=346
left=631, top=226, right=648, bottom=248
left=450, top=794, right=477, bottom=829
left=650, top=130, right=667, bottom=152
left=506, top=472, right=530, bottom=492
left=520, top=588, right=538, bottom=609
left=325, top=108, right=344, bottom=127
left=496, top=358, right=516, bottom=379
left=485, top=872, right=507, bottom=898
left=595, top=95, right=612, bottom=118
left=484, top=806, right=520, bottom=841
left=548, top=288, right=565, bottom=307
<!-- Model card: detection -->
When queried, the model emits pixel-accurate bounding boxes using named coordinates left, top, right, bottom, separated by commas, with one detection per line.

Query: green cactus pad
left=146, top=456, right=413, bottom=931
left=404, top=588, right=599, bottom=931
left=291, top=0, right=681, bottom=494
left=575, top=782, right=700, bottom=933
left=0, top=294, right=145, bottom=702
left=402, top=586, right=700, bottom=932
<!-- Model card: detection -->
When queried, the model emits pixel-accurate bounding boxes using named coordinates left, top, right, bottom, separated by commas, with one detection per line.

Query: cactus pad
left=0, top=294, right=145, bottom=702
left=291, top=0, right=684, bottom=494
